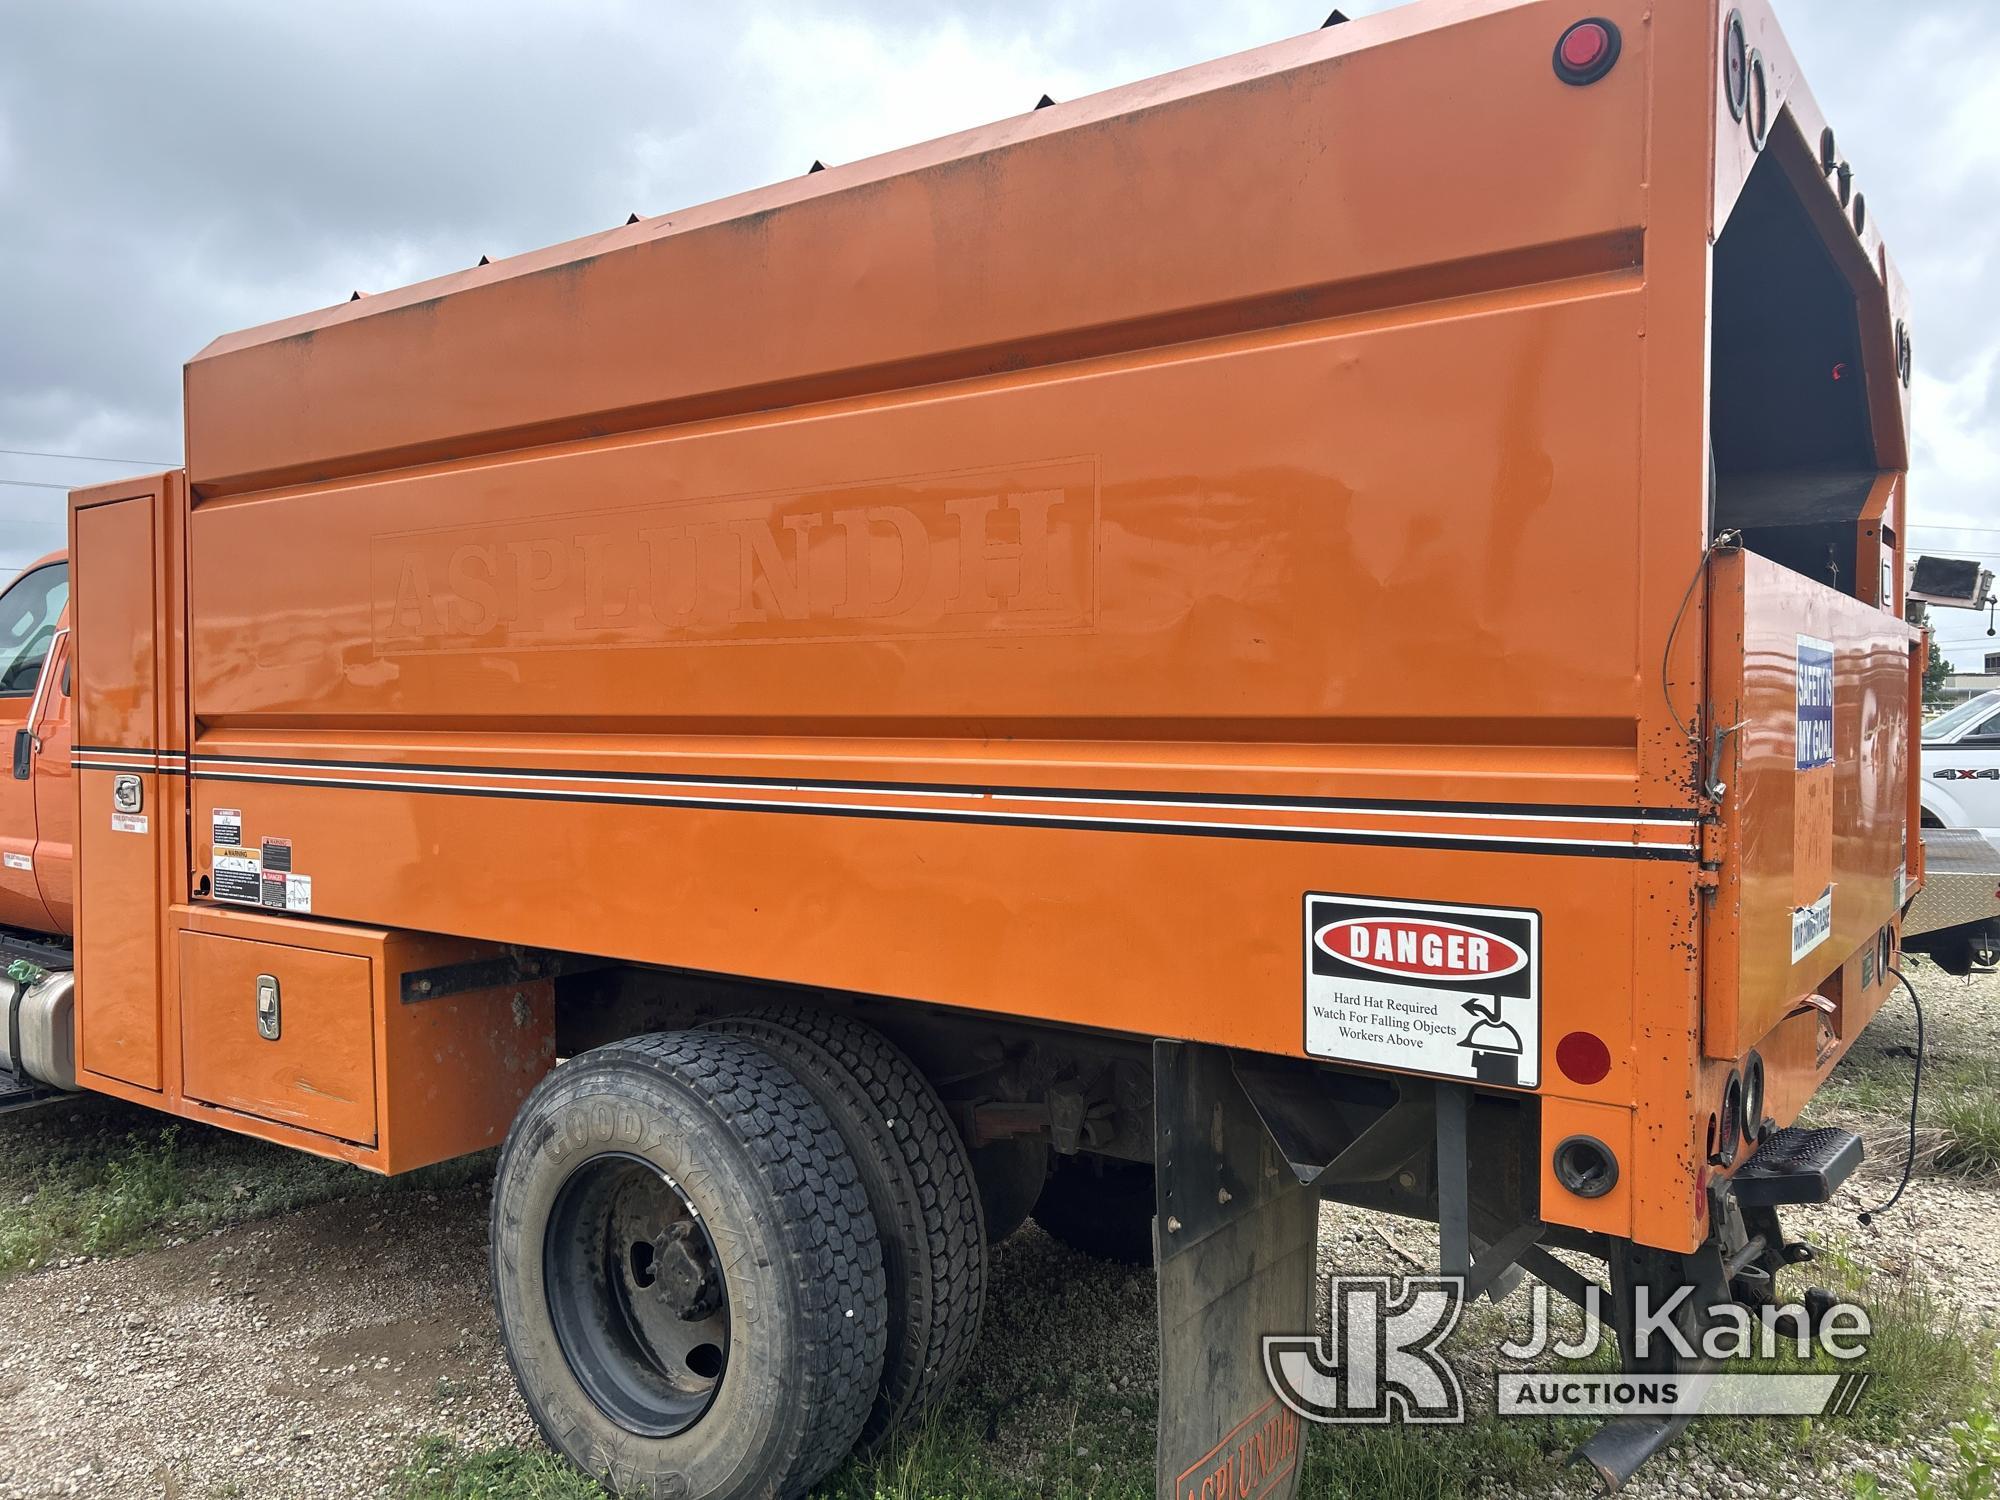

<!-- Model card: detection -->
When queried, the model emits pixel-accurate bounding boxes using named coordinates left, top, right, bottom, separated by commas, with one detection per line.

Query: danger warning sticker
left=1304, top=894, right=1541, bottom=1088
left=259, top=838, right=294, bottom=908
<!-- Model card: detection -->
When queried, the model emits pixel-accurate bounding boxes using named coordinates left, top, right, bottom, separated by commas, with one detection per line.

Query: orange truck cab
left=0, top=554, right=74, bottom=942
left=8, top=2, right=1938, bottom=1495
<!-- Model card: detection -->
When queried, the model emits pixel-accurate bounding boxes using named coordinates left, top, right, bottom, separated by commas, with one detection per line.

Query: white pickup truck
left=1906, top=690, right=2000, bottom=974
left=1921, top=689, right=2000, bottom=837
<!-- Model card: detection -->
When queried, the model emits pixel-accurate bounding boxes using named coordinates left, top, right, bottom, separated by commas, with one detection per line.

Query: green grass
left=390, top=1227, right=1592, bottom=1500
left=392, top=1437, right=608, bottom=1500
left=391, top=1391, right=1587, bottom=1500
left=1299, top=1422, right=1583, bottom=1500
left=1802, top=1242, right=1999, bottom=1443
left=1936, top=1089, right=2000, bottom=1180
left=385, top=1219, right=1999, bottom=1500
left=823, top=1421, right=1147, bottom=1500
left=0, top=1094, right=492, bottom=1276
left=21, top=960, right=1998, bottom=1497
left=1674, top=1273, right=1997, bottom=1485
left=394, top=1425, right=1577, bottom=1500
left=1806, top=964, right=2000, bottom=1183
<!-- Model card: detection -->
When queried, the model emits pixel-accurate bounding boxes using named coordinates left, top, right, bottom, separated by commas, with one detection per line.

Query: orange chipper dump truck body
left=62, top=2, right=1915, bottom=1496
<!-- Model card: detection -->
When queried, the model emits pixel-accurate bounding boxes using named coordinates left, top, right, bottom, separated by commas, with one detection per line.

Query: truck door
left=72, top=489, right=172, bottom=1092
left=30, top=624, right=74, bottom=933
left=0, top=560, right=69, bottom=935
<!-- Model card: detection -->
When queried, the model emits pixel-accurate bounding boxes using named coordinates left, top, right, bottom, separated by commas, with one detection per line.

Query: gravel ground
left=0, top=966, right=1989, bottom=1498
left=1793, top=964, right=2000, bottom=1319
left=1312, top=959, right=2000, bottom=1500
left=0, top=1188, right=538, bottom=1498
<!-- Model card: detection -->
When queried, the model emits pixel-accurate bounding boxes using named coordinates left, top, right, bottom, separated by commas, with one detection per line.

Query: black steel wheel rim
left=544, top=1151, right=731, bottom=1438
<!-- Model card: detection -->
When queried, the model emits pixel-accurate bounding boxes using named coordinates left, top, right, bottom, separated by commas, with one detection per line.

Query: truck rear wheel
left=1033, top=1153, right=1156, bottom=1266
left=490, top=1031, right=886, bottom=1500
left=709, top=1007, right=986, bottom=1447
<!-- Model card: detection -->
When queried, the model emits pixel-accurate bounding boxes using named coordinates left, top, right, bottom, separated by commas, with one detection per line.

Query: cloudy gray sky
left=2, top=1, right=1996, bottom=663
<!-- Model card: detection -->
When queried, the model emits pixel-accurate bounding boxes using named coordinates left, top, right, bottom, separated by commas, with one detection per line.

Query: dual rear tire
left=491, top=1017, right=986, bottom=1500
left=706, top=1007, right=986, bottom=1448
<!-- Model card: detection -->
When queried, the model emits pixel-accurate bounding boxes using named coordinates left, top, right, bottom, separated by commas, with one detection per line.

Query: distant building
left=1944, top=672, right=2000, bottom=700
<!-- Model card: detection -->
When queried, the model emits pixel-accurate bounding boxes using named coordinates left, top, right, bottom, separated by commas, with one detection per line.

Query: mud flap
left=1154, top=1040, right=1316, bottom=1500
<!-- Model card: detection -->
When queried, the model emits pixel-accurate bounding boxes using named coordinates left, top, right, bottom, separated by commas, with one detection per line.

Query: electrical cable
left=1856, top=968, right=1925, bottom=1225
left=1662, top=526, right=1741, bottom=750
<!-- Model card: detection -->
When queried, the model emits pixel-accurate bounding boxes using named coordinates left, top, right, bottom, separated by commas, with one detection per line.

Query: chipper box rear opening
left=33, top=1, right=1925, bottom=1495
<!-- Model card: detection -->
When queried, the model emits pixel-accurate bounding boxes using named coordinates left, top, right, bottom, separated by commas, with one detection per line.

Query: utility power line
left=0, top=479, right=72, bottom=491
left=0, top=446, right=172, bottom=467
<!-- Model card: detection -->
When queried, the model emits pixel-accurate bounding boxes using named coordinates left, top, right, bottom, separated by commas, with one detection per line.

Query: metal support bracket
left=1465, top=1219, right=1545, bottom=1302
left=399, top=946, right=609, bottom=1003
left=1517, top=1243, right=1602, bottom=1312
left=1571, top=1242, right=1730, bottom=1491
left=1436, top=1082, right=1471, bottom=1278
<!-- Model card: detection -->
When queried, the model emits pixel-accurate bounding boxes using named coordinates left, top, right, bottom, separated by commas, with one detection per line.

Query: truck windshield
left=0, top=563, right=68, bottom=696
left=1924, top=691, right=2000, bottom=742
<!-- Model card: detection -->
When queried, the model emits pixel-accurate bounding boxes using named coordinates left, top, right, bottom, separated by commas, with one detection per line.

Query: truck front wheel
left=491, top=1031, right=887, bottom=1499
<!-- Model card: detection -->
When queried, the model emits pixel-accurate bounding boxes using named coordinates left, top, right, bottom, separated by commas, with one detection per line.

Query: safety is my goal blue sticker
left=1796, top=634, right=1834, bottom=771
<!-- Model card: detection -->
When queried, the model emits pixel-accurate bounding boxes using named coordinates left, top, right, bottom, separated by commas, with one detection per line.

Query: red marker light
left=1832, top=362, right=1847, bottom=381
left=1556, top=1030, right=1612, bottom=1085
left=1562, top=24, right=1609, bottom=69
left=1554, top=19, right=1621, bottom=86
